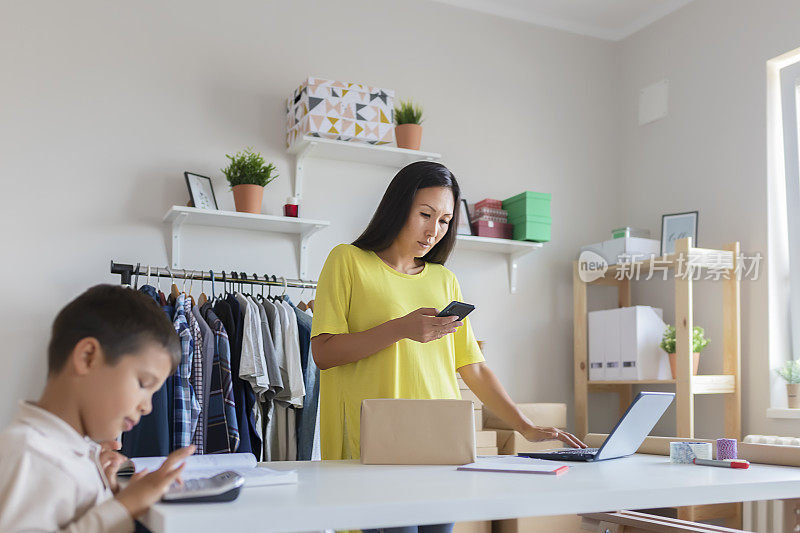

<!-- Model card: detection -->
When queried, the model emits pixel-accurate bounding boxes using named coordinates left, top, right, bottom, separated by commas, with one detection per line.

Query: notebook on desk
left=458, top=456, right=569, bottom=475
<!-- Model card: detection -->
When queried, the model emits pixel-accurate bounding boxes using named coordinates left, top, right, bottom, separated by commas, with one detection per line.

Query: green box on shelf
left=511, top=214, right=551, bottom=242
left=502, top=191, right=551, bottom=220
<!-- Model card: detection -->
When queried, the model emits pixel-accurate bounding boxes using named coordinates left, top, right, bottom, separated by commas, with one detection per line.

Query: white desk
left=141, top=455, right=800, bottom=533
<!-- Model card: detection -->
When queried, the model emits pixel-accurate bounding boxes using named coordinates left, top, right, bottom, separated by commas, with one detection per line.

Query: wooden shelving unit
left=573, top=237, right=742, bottom=527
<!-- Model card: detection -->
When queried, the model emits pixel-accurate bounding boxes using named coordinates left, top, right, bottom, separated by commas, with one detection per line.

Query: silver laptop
left=519, top=391, right=674, bottom=462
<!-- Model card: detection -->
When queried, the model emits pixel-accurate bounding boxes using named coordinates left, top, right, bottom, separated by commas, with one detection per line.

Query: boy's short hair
left=48, top=284, right=181, bottom=375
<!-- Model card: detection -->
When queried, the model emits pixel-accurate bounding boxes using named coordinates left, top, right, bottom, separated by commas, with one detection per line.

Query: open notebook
left=118, top=453, right=298, bottom=487
left=457, top=455, right=570, bottom=475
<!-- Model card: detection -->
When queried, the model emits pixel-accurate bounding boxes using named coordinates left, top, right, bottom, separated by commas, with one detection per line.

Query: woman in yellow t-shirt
left=310, top=161, right=585, bottom=531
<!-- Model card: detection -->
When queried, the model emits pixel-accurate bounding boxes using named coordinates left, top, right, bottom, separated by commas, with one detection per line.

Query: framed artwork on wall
left=457, top=199, right=473, bottom=236
left=184, top=172, right=219, bottom=210
left=660, top=211, right=698, bottom=255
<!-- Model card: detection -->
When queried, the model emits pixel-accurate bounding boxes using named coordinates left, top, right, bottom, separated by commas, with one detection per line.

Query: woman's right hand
left=398, top=308, right=462, bottom=343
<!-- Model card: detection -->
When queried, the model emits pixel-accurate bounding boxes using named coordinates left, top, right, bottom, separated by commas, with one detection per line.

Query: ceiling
left=428, top=0, right=696, bottom=41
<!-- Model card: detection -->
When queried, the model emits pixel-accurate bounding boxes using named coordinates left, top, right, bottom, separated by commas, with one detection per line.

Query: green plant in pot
left=775, top=360, right=800, bottom=408
left=660, top=325, right=710, bottom=379
left=394, top=99, right=424, bottom=150
left=222, top=147, right=279, bottom=214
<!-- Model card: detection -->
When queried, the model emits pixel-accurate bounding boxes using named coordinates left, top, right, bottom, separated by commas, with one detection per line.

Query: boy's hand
left=98, top=440, right=127, bottom=493
left=115, top=445, right=195, bottom=518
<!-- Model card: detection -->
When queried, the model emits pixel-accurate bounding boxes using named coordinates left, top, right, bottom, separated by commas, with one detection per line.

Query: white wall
left=0, top=0, right=620, bottom=429
left=614, top=0, right=800, bottom=437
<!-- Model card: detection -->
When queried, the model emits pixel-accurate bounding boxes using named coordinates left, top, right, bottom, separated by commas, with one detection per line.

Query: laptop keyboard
left=553, top=448, right=599, bottom=455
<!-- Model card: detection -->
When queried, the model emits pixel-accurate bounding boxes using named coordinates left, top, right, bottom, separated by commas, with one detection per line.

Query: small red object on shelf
left=472, top=220, right=512, bottom=239
left=284, top=196, right=299, bottom=217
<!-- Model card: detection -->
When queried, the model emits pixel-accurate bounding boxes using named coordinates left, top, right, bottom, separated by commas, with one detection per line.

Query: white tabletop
left=141, top=455, right=800, bottom=533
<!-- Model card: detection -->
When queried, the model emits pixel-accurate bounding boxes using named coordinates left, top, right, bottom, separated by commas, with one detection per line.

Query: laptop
left=519, top=391, right=675, bottom=462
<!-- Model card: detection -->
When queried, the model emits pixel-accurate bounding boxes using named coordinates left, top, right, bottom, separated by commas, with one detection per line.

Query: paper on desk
left=459, top=455, right=570, bottom=475
left=120, top=453, right=297, bottom=487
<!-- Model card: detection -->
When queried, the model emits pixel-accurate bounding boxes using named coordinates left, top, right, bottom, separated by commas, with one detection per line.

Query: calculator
left=161, top=470, right=245, bottom=503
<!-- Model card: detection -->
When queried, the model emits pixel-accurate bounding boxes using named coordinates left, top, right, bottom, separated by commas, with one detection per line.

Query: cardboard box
left=454, top=521, right=491, bottom=533
left=474, top=409, right=483, bottom=431
left=483, top=403, right=567, bottom=430
left=477, top=446, right=499, bottom=456
left=492, top=515, right=583, bottom=533
left=286, top=76, right=394, bottom=147
left=460, top=388, right=483, bottom=409
left=476, top=430, right=497, bottom=448
left=492, top=430, right=565, bottom=455
left=360, top=399, right=475, bottom=465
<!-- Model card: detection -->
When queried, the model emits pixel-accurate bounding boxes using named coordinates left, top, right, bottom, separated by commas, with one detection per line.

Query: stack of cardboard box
left=457, top=374, right=498, bottom=455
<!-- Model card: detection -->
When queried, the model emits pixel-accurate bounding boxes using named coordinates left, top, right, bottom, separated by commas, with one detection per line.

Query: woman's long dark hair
left=352, top=161, right=461, bottom=265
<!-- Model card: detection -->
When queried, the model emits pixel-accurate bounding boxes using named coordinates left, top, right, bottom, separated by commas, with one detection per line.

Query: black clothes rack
left=110, top=261, right=317, bottom=290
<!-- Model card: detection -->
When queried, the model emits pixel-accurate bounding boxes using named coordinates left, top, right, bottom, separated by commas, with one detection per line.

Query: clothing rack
left=109, top=261, right=318, bottom=290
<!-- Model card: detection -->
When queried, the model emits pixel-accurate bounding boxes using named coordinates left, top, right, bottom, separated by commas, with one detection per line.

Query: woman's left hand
left=520, top=425, right=588, bottom=449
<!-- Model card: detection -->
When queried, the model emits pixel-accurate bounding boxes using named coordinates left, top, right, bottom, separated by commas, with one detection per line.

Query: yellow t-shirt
left=310, top=244, right=485, bottom=460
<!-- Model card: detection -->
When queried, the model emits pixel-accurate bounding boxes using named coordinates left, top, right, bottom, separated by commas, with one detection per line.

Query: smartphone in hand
left=435, top=301, right=475, bottom=321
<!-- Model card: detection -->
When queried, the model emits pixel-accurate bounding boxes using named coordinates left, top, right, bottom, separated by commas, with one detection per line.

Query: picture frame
left=457, top=198, right=473, bottom=236
left=184, top=172, right=219, bottom=210
left=660, top=211, right=698, bottom=255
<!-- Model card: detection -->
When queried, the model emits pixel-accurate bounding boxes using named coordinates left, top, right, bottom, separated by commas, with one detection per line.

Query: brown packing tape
left=584, top=433, right=719, bottom=457
left=492, top=515, right=583, bottom=533
left=360, top=399, right=476, bottom=465
left=453, top=521, right=490, bottom=533
left=484, top=403, right=567, bottom=430
left=476, top=430, right=498, bottom=447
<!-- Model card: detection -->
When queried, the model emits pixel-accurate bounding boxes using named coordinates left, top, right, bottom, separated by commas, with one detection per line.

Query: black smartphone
left=435, top=301, right=475, bottom=321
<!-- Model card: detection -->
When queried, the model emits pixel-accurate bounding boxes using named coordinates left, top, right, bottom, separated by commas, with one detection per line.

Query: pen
left=693, top=458, right=749, bottom=469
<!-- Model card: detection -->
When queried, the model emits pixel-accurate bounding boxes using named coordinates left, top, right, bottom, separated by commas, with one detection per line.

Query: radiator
left=742, top=435, right=800, bottom=533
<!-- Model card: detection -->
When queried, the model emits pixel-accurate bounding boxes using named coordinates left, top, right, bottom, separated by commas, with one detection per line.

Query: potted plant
left=394, top=99, right=424, bottom=150
left=222, top=147, right=279, bottom=214
left=660, top=325, right=710, bottom=379
left=775, top=360, right=800, bottom=408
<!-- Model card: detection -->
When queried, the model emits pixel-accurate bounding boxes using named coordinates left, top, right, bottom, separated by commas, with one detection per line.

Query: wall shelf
left=163, top=206, right=330, bottom=278
left=455, top=235, right=543, bottom=294
left=287, top=135, right=442, bottom=199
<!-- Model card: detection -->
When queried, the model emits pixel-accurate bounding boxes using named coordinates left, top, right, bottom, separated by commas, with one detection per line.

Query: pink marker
left=693, top=458, right=750, bottom=469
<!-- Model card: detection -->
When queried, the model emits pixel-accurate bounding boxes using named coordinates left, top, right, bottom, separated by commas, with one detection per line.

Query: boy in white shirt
left=0, top=284, right=195, bottom=532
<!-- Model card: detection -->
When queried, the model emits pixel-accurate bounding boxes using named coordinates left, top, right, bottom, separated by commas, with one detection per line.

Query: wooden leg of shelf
left=574, top=261, right=589, bottom=439
left=675, top=238, right=694, bottom=438
left=618, top=278, right=631, bottom=308
left=619, top=385, right=633, bottom=417
left=722, top=242, right=741, bottom=439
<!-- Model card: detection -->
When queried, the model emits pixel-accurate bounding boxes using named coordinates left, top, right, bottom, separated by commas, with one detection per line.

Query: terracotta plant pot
left=395, top=124, right=422, bottom=150
left=788, top=383, right=800, bottom=409
left=232, top=184, right=264, bottom=214
left=668, top=352, right=700, bottom=379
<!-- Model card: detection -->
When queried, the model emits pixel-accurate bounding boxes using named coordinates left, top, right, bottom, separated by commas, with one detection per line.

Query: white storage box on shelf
left=580, top=237, right=661, bottom=266
left=588, top=306, right=670, bottom=381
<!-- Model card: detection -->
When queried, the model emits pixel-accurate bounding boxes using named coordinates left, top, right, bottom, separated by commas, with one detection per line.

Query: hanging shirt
left=235, top=294, right=270, bottom=396
left=186, top=301, right=204, bottom=453
left=202, top=304, right=239, bottom=454
left=287, top=297, right=319, bottom=461
left=0, top=401, right=133, bottom=532
left=310, top=244, right=485, bottom=460
left=192, top=305, right=215, bottom=453
left=279, top=300, right=306, bottom=407
left=173, top=294, right=200, bottom=450
left=306, top=308, right=322, bottom=461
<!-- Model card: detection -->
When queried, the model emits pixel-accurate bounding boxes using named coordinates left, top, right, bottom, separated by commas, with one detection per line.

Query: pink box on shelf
left=472, top=220, right=512, bottom=239
left=474, top=198, right=503, bottom=210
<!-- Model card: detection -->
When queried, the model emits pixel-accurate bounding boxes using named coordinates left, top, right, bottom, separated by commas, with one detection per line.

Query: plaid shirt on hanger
left=187, top=301, right=204, bottom=454
left=204, top=308, right=239, bottom=454
left=172, top=294, right=200, bottom=450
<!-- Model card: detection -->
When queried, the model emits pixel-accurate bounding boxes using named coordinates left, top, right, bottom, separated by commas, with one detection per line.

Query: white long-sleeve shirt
left=0, top=401, right=133, bottom=532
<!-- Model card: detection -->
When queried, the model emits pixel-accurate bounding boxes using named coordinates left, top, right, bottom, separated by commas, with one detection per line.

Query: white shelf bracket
left=508, top=251, right=527, bottom=294
left=298, top=224, right=325, bottom=279
left=170, top=212, right=188, bottom=270
left=293, top=141, right=316, bottom=200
